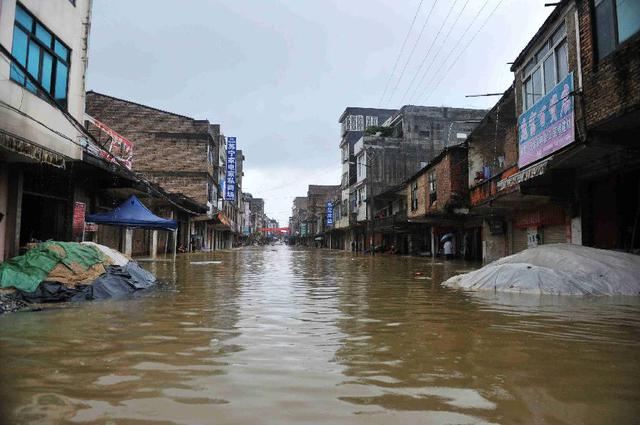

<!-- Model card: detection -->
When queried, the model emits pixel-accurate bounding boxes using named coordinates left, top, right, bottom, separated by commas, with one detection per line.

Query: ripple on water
left=0, top=246, right=639, bottom=425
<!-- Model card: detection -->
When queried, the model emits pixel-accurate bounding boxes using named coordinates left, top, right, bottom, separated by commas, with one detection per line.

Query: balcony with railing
left=469, top=166, right=518, bottom=206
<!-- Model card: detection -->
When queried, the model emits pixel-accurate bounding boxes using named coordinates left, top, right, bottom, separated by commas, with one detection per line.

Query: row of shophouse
left=0, top=0, right=269, bottom=260
left=292, top=0, right=640, bottom=261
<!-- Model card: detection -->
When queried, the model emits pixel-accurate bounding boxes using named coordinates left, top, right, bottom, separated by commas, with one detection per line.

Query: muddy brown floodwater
left=1, top=245, right=639, bottom=424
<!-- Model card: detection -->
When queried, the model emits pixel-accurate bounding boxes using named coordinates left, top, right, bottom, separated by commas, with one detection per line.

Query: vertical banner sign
left=326, top=201, right=334, bottom=227
left=225, top=137, right=237, bottom=201
left=518, top=73, right=574, bottom=168
left=72, top=202, right=86, bottom=239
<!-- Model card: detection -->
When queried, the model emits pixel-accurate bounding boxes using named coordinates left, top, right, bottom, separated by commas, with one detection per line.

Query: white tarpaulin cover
left=82, top=242, right=129, bottom=267
left=444, top=244, right=640, bottom=296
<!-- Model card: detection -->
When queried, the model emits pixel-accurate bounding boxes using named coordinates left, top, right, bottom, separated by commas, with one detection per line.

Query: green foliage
left=364, top=126, right=393, bottom=136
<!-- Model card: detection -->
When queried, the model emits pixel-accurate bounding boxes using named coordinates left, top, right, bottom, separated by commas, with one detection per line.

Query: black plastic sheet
left=16, top=261, right=157, bottom=304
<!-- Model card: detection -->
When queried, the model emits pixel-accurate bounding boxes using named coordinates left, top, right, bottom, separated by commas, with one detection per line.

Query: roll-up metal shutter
left=543, top=224, right=567, bottom=245
left=512, top=227, right=528, bottom=253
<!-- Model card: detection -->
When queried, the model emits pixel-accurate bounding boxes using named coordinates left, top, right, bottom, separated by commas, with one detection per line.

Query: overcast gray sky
left=87, top=0, right=553, bottom=225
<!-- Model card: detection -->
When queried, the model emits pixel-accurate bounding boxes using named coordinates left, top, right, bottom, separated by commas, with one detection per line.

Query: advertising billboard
left=518, top=73, right=574, bottom=168
left=225, top=137, right=237, bottom=201
left=326, top=201, right=334, bottom=226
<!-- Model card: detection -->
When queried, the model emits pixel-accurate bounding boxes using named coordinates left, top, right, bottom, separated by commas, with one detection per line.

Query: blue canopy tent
left=86, top=195, right=178, bottom=259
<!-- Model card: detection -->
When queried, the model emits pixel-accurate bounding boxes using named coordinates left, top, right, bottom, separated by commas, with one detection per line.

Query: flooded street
left=1, top=245, right=639, bottom=424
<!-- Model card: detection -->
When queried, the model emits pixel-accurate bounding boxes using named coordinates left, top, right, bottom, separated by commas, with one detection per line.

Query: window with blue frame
left=10, top=3, right=71, bottom=108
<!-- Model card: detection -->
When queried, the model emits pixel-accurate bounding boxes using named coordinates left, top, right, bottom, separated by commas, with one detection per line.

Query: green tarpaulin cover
left=0, top=242, right=105, bottom=293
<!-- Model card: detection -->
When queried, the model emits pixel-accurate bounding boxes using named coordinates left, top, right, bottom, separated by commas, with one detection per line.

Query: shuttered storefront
left=543, top=224, right=567, bottom=245
left=512, top=226, right=528, bottom=254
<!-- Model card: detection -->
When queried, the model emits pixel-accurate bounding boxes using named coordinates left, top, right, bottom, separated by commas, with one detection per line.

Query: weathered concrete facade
left=0, top=0, right=93, bottom=260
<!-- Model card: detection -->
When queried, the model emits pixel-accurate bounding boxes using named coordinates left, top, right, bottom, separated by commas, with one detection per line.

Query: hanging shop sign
left=0, top=131, right=66, bottom=168
left=85, top=114, right=134, bottom=169
left=518, top=73, right=574, bottom=168
left=326, top=201, right=334, bottom=226
left=225, top=136, right=237, bottom=201
left=497, top=158, right=550, bottom=191
left=72, top=202, right=86, bottom=238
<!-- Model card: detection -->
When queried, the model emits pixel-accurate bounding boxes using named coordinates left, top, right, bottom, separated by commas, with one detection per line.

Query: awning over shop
left=215, top=212, right=231, bottom=227
left=86, top=195, right=177, bottom=230
left=497, top=158, right=551, bottom=191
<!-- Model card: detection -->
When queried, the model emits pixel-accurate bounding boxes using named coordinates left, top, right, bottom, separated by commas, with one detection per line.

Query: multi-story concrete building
left=349, top=106, right=486, bottom=251
left=241, top=192, right=253, bottom=237
left=305, top=185, right=340, bottom=246
left=249, top=197, right=264, bottom=234
left=0, top=0, right=94, bottom=259
left=289, top=196, right=307, bottom=242
left=334, top=108, right=397, bottom=249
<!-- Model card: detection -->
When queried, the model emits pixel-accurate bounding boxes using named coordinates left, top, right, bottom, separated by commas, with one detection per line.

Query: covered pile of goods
left=0, top=241, right=156, bottom=313
left=444, top=244, right=640, bottom=296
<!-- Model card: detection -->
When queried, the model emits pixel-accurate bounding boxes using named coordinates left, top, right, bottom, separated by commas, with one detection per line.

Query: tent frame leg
left=173, top=229, right=178, bottom=262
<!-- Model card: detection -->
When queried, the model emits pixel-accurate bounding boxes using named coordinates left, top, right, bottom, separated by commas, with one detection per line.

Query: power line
left=421, top=0, right=504, bottom=105
left=405, top=0, right=473, bottom=105
left=0, top=43, right=203, bottom=215
left=384, top=0, right=440, bottom=106
left=413, top=0, right=492, bottom=103
left=400, top=0, right=468, bottom=105
left=378, top=0, right=425, bottom=107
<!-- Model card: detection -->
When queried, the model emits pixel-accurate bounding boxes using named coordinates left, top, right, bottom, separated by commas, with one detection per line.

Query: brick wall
left=428, top=149, right=467, bottom=214
left=147, top=174, right=209, bottom=206
left=448, top=149, right=468, bottom=200
left=406, top=173, right=428, bottom=219
left=86, top=92, right=216, bottom=208
left=407, top=148, right=468, bottom=217
left=577, top=0, right=640, bottom=129
left=503, top=122, right=519, bottom=166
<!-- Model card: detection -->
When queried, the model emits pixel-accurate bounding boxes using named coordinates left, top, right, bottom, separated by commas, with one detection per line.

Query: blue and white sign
left=326, top=201, right=334, bottom=226
left=518, top=73, right=575, bottom=167
left=225, top=137, right=237, bottom=201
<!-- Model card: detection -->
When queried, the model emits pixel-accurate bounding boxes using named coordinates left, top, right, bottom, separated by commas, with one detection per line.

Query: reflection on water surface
left=1, top=246, right=639, bottom=424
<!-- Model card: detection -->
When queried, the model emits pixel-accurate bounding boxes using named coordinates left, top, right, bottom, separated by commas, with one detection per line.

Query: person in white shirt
left=443, top=239, right=453, bottom=260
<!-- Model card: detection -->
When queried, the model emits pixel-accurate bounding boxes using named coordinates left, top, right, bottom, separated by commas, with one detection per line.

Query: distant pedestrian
left=443, top=239, right=453, bottom=260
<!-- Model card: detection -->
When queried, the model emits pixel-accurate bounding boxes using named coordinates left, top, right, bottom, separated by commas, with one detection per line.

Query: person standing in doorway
left=443, top=239, right=454, bottom=260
